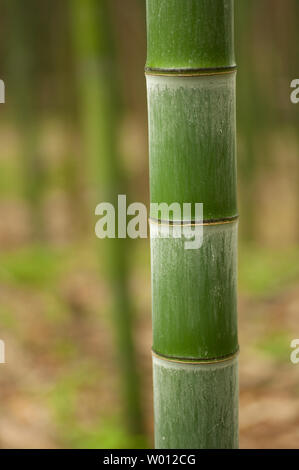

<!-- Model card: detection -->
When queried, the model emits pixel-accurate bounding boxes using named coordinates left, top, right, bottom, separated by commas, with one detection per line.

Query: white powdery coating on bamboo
left=146, top=72, right=235, bottom=92
left=153, top=354, right=239, bottom=449
left=150, top=222, right=238, bottom=357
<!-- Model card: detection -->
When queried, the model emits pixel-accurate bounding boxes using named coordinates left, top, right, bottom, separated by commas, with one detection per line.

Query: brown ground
left=0, top=263, right=298, bottom=448
left=0, top=196, right=298, bottom=448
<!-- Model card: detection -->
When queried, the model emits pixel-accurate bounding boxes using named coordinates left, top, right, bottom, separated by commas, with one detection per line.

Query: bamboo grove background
left=0, top=0, right=298, bottom=448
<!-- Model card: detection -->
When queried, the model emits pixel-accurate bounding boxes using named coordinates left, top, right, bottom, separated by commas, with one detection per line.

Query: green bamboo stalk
left=70, top=0, right=144, bottom=435
left=146, top=0, right=238, bottom=448
left=5, top=0, right=45, bottom=240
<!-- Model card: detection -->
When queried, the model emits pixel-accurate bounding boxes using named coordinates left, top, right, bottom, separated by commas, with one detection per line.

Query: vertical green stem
left=70, top=0, right=143, bottom=435
left=146, top=0, right=238, bottom=448
left=5, top=0, right=45, bottom=240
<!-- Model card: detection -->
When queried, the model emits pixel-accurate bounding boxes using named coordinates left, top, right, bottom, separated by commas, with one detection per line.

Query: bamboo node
left=148, top=215, right=239, bottom=227
left=145, top=65, right=237, bottom=77
left=152, top=348, right=240, bottom=365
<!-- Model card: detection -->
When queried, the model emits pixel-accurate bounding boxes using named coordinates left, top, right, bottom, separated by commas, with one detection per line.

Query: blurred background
left=0, top=0, right=298, bottom=449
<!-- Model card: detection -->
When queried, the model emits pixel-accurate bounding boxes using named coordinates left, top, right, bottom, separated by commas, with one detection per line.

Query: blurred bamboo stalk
left=5, top=0, right=45, bottom=240
left=70, top=0, right=143, bottom=435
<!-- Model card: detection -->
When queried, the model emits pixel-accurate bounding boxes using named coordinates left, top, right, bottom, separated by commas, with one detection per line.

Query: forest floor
left=0, top=221, right=298, bottom=448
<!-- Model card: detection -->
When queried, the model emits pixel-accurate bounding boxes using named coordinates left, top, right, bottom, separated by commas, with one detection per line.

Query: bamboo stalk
left=70, top=0, right=143, bottom=435
left=5, top=0, right=45, bottom=240
left=146, top=0, right=238, bottom=448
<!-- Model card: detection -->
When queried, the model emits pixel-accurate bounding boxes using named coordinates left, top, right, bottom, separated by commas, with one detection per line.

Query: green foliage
left=0, top=160, right=22, bottom=197
left=0, top=246, right=62, bottom=286
left=46, top=365, right=148, bottom=448
left=255, top=331, right=292, bottom=363
left=66, top=421, right=148, bottom=449
left=239, top=245, right=299, bottom=296
left=0, top=306, right=17, bottom=329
